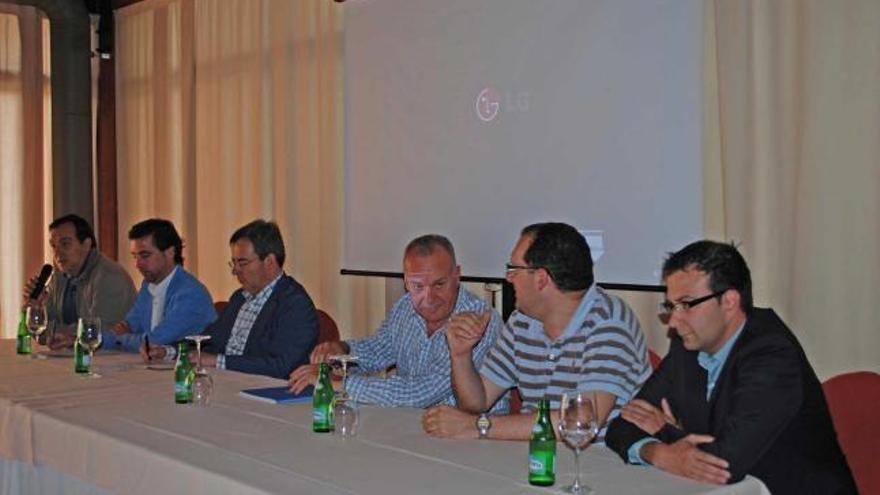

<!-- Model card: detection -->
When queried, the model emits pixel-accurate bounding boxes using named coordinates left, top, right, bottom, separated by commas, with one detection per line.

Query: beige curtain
left=705, top=0, right=880, bottom=378
left=116, top=0, right=388, bottom=339
left=0, top=6, right=52, bottom=338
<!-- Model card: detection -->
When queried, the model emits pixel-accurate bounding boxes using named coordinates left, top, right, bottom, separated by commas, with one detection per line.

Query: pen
left=144, top=335, right=151, bottom=362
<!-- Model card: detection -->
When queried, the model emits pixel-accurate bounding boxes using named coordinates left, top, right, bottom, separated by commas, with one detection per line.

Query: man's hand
left=111, top=321, right=131, bottom=336
left=310, top=341, right=349, bottom=364
left=642, top=434, right=731, bottom=485
left=289, top=363, right=342, bottom=393
left=445, top=311, right=491, bottom=359
left=421, top=405, right=479, bottom=439
left=48, top=333, right=75, bottom=350
left=620, top=398, right=680, bottom=435
left=139, top=342, right=167, bottom=362
left=21, top=276, right=48, bottom=306
left=289, top=363, right=320, bottom=393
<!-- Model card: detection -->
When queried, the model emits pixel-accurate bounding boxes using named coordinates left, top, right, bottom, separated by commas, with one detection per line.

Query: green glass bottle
left=74, top=318, right=90, bottom=374
left=528, top=399, right=556, bottom=486
left=312, top=362, right=334, bottom=432
left=174, top=342, right=194, bottom=404
left=16, top=309, right=31, bottom=355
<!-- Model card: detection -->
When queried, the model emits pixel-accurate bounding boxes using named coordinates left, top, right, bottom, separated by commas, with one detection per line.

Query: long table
left=0, top=341, right=769, bottom=494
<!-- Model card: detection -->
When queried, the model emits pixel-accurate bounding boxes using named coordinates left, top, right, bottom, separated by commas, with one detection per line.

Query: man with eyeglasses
left=143, top=219, right=319, bottom=379
left=605, top=240, right=857, bottom=494
left=422, top=222, right=650, bottom=441
left=288, top=234, right=505, bottom=410
left=88, top=219, right=216, bottom=355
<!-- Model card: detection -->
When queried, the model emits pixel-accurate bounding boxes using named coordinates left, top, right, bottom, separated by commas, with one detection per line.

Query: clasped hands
left=621, top=398, right=731, bottom=485
left=287, top=341, right=348, bottom=394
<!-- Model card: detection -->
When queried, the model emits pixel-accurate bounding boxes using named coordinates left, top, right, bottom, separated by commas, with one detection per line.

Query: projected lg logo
left=475, top=86, right=530, bottom=123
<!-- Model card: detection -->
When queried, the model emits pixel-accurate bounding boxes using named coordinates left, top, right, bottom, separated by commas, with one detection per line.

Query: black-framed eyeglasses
left=505, top=263, right=538, bottom=276
left=657, top=289, right=727, bottom=323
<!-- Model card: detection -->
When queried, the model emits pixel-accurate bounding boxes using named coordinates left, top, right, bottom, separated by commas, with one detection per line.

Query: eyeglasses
left=505, top=263, right=538, bottom=275
left=657, top=289, right=727, bottom=323
left=228, top=257, right=258, bottom=269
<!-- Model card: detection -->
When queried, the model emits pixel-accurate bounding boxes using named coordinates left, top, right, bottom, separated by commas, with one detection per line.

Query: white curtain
left=705, top=0, right=880, bottom=377
left=0, top=6, right=52, bottom=338
left=116, top=0, right=388, bottom=339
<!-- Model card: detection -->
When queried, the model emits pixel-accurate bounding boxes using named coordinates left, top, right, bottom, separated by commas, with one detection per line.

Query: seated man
left=422, top=222, right=651, bottom=440
left=27, top=214, right=136, bottom=347
left=147, top=220, right=318, bottom=379
left=100, top=219, right=215, bottom=353
left=289, top=234, right=505, bottom=409
left=605, top=240, right=857, bottom=494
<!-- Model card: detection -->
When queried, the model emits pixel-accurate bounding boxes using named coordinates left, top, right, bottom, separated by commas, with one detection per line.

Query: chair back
left=213, top=300, right=229, bottom=314
left=316, top=309, right=340, bottom=344
left=648, top=349, right=662, bottom=370
left=822, top=371, right=880, bottom=495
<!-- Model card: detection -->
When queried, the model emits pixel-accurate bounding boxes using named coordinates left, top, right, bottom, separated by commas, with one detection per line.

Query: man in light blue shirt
left=289, top=235, right=504, bottom=409
left=104, top=219, right=215, bottom=354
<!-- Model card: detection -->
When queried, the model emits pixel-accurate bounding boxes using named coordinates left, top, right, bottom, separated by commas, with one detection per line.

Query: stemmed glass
left=328, top=354, right=358, bottom=399
left=328, top=354, right=359, bottom=436
left=25, top=305, right=48, bottom=359
left=558, top=392, right=601, bottom=495
left=78, top=316, right=103, bottom=378
left=186, top=335, right=213, bottom=406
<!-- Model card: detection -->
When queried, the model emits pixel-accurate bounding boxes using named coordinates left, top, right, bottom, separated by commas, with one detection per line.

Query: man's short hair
left=128, top=218, right=184, bottom=265
left=403, top=234, right=456, bottom=264
left=230, top=219, right=286, bottom=267
left=662, top=240, right=753, bottom=314
left=49, top=214, right=97, bottom=248
left=520, top=222, right=593, bottom=292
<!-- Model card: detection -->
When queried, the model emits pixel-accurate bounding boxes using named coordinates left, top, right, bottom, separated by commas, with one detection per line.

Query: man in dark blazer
left=144, top=219, right=318, bottom=379
left=605, top=240, right=857, bottom=495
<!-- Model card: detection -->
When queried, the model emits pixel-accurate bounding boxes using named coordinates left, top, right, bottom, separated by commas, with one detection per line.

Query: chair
left=648, top=349, right=662, bottom=370
left=822, top=371, right=880, bottom=495
left=213, top=300, right=228, bottom=314
left=316, top=309, right=340, bottom=344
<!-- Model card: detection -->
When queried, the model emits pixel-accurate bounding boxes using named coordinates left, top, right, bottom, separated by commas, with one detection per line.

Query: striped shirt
left=481, top=284, right=651, bottom=439
left=216, top=274, right=281, bottom=369
left=346, top=286, right=507, bottom=411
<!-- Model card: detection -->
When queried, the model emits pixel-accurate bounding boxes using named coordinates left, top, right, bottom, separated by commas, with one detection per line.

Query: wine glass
left=185, top=335, right=211, bottom=368
left=333, top=395, right=359, bottom=437
left=78, top=316, right=103, bottom=378
left=25, top=305, right=48, bottom=359
left=328, top=354, right=358, bottom=399
left=559, top=392, right=601, bottom=495
left=186, top=335, right=213, bottom=406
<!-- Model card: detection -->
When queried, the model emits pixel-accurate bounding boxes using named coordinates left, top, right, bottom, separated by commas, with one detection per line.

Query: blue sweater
left=103, top=267, right=216, bottom=353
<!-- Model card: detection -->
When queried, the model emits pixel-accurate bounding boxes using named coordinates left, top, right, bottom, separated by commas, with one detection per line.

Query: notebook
left=239, top=385, right=314, bottom=405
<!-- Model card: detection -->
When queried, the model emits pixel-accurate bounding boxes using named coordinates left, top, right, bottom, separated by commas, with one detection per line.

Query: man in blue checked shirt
left=289, top=234, right=506, bottom=410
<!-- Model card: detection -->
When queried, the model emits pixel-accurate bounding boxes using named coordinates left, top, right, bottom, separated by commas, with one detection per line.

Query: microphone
left=28, top=264, right=53, bottom=300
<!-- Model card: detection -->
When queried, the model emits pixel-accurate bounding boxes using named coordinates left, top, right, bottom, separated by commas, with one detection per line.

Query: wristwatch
left=475, top=413, right=491, bottom=439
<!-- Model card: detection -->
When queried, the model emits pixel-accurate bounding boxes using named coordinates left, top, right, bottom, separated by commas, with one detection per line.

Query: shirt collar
left=67, top=249, right=99, bottom=283
left=556, top=283, right=600, bottom=341
left=698, top=320, right=746, bottom=372
left=243, top=272, right=283, bottom=302
left=148, top=265, right=178, bottom=297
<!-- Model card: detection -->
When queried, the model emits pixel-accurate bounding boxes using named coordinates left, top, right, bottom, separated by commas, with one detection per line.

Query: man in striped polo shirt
left=422, top=222, right=651, bottom=440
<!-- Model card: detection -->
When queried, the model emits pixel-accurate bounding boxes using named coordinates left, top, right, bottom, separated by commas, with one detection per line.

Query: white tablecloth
left=0, top=341, right=769, bottom=495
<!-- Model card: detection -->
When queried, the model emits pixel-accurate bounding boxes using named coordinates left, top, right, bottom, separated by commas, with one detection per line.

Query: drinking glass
left=192, top=368, right=214, bottom=406
left=328, top=354, right=358, bottom=399
left=186, top=335, right=213, bottom=406
left=78, top=316, right=103, bottom=378
left=333, top=395, right=359, bottom=437
left=25, top=305, right=48, bottom=359
left=558, top=392, right=601, bottom=494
